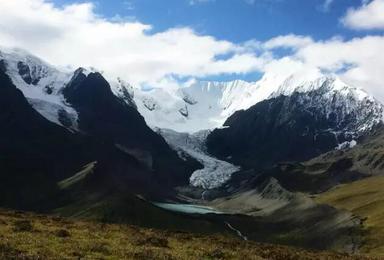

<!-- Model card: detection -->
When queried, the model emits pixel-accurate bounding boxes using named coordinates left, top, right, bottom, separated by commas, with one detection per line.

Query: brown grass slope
left=316, top=175, right=384, bottom=256
left=0, top=208, right=376, bottom=260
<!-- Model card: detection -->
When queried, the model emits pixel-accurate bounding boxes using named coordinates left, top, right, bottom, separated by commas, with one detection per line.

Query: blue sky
left=55, top=0, right=374, bottom=42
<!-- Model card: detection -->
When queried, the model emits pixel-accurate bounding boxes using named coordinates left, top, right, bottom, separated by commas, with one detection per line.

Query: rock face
left=62, top=70, right=200, bottom=186
left=0, top=63, right=96, bottom=209
left=207, top=77, right=384, bottom=170
left=0, top=60, right=190, bottom=212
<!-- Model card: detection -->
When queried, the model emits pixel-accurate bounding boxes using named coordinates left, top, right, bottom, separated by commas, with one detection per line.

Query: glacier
left=155, top=128, right=240, bottom=189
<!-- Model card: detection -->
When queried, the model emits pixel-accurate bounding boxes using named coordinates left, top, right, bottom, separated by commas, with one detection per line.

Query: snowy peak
left=269, top=74, right=383, bottom=135
left=131, top=79, right=261, bottom=133
left=0, top=48, right=71, bottom=96
left=111, top=77, right=137, bottom=109
left=206, top=77, right=384, bottom=171
left=271, top=75, right=371, bottom=102
left=180, top=80, right=255, bottom=115
left=0, top=48, right=78, bottom=129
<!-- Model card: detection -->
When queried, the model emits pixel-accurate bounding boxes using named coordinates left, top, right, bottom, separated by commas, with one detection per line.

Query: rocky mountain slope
left=0, top=48, right=200, bottom=188
left=0, top=63, right=151, bottom=210
left=207, top=76, right=383, bottom=171
left=0, top=51, right=215, bottom=234
left=62, top=69, right=199, bottom=186
left=115, top=70, right=384, bottom=190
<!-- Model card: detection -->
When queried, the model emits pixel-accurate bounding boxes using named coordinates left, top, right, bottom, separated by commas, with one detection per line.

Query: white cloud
left=263, top=34, right=314, bottom=50
left=0, top=0, right=384, bottom=103
left=0, top=0, right=263, bottom=85
left=342, top=0, right=384, bottom=30
left=295, top=36, right=384, bottom=100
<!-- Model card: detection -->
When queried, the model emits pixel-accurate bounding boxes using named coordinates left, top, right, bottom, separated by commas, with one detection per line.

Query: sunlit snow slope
left=0, top=48, right=78, bottom=129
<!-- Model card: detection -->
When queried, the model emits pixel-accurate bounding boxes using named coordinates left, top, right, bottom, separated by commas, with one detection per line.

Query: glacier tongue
left=156, top=128, right=240, bottom=189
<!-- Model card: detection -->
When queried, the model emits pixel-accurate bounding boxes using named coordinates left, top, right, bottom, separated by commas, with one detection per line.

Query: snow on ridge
left=1, top=48, right=382, bottom=136
left=270, top=74, right=372, bottom=102
left=131, top=72, right=382, bottom=134
left=130, top=80, right=263, bottom=133
left=0, top=48, right=78, bottom=128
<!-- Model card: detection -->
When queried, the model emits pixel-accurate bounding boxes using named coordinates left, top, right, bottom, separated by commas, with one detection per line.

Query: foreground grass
left=316, top=175, right=384, bottom=256
left=0, top=209, right=376, bottom=259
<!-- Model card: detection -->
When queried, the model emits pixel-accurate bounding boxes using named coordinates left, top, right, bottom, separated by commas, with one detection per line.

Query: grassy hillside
left=316, top=175, right=384, bottom=255
left=0, top=209, right=376, bottom=259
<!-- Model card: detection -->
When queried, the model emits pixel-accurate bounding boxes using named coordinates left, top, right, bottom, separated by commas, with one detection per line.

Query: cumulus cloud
left=0, top=0, right=263, bottom=85
left=263, top=34, right=314, bottom=50
left=342, top=0, right=384, bottom=30
left=0, top=0, right=384, bottom=102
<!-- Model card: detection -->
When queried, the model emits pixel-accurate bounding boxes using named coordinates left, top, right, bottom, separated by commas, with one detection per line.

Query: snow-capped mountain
left=122, top=70, right=383, bottom=135
left=127, top=80, right=266, bottom=133
left=2, top=47, right=384, bottom=190
left=3, top=47, right=381, bottom=137
left=0, top=48, right=200, bottom=187
left=207, top=75, right=384, bottom=170
left=0, top=48, right=79, bottom=129
left=272, top=75, right=383, bottom=134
